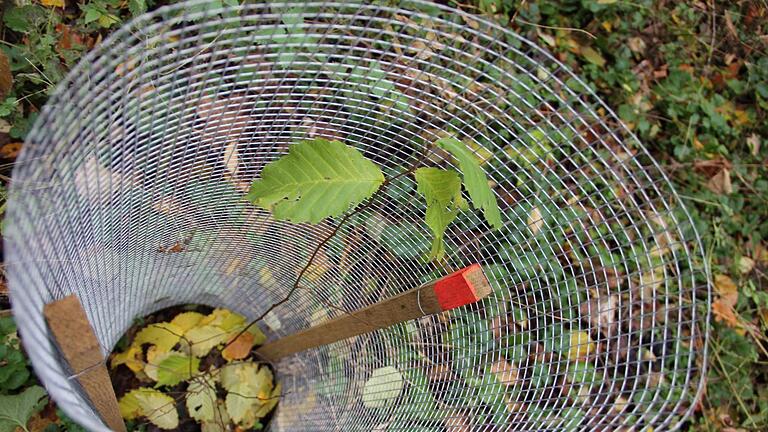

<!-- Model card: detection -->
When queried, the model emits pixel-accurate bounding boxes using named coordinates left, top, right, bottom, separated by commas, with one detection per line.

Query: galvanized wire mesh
left=6, top=1, right=709, bottom=431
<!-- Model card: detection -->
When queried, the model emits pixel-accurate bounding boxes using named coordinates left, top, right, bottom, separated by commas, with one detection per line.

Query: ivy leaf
left=414, top=167, right=463, bottom=260
left=0, top=385, right=47, bottom=432
left=247, top=139, right=385, bottom=223
left=155, top=353, right=200, bottom=387
left=435, top=137, right=502, bottom=229
left=186, top=376, right=217, bottom=422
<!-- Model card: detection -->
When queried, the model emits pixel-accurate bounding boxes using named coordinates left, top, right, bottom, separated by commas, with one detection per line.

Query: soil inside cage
left=109, top=304, right=279, bottom=431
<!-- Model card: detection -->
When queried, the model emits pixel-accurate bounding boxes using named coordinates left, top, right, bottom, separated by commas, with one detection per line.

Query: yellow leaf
left=220, top=362, right=260, bottom=392
left=170, top=312, right=205, bottom=333
left=221, top=332, right=254, bottom=362
left=135, top=388, right=179, bottom=429
left=40, top=0, right=65, bottom=7
left=134, top=323, right=183, bottom=353
left=118, top=390, right=142, bottom=420
left=184, top=325, right=229, bottom=357
left=186, top=376, right=217, bottom=422
left=111, top=344, right=143, bottom=372
left=201, top=401, right=230, bottom=432
left=253, top=382, right=281, bottom=418
left=226, top=382, right=258, bottom=427
left=567, top=331, right=595, bottom=360
left=144, top=346, right=169, bottom=382
left=204, top=309, right=247, bottom=332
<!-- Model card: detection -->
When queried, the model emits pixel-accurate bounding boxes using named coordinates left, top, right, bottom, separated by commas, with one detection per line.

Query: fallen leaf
left=0, top=142, right=20, bottom=159
left=155, top=353, right=200, bottom=387
left=186, top=376, right=217, bottom=422
left=223, top=141, right=249, bottom=192
left=111, top=344, right=144, bottom=373
left=222, top=331, right=254, bottom=362
left=134, top=323, right=183, bottom=353
left=527, top=206, right=544, bottom=235
left=489, top=359, right=518, bottom=385
left=712, top=274, right=741, bottom=328
left=169, top=312, right=205, bottom=333
left=738, top=256, right=755, bottom=274
left=184, top=325, right=229, bottom=357
left=134, top=388, right=179, bottom=429
left=580, top=46, right=606, bottom=67
left=220, top=362, right=260, bottom=392
left=747, top=134, right=760, bottom=156
left=362, top=366, right=403, bottom=409
left=0, top=48, right=12, bottom=100
left=706, top=168, right=732, bottom=195
left=567, top=331, right=595, bottom=360
left=252, top=382, right=281, bottom=417
left=40, top=0, right=66, bottom=7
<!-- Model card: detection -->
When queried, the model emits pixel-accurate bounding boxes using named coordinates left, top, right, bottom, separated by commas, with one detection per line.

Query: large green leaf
left=435, top=137, right=502, bottom=229
left=0, top=385, right=46, bottom=432
left=414, top=167, right=465, bottom=259
left=247, top=139, right=385, bottom=223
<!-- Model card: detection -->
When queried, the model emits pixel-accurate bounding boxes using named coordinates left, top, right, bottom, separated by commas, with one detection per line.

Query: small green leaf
left=435, top=137, right=502, bottom=229
left=156, top=354, right=200, bottom=387
left=247, top=139, right=385, bottom=223
left=0, top=385, right=47, bottom=432
left=414, top=167, right=463, bottom=260
left=362, top=366, right=403, bottom=409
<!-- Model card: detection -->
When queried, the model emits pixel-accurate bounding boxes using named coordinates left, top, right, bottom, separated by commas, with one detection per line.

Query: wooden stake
left=43, top=295, right=126, bottom=432
left=256, top=264, right=492, bottom=362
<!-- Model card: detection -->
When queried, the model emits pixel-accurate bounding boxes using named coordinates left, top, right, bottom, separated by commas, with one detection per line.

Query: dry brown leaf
left=706, top=168, right=732, bottom=195
left=444, top=411, right=471, bottom=432
left=223, top=141, right=249, bottom=192
left=747, top=134, right=760, bottom=156
left=489, top=358, right=518, bottom=386
left=712, top=274, right=741, bottom=329
left=222, top=331, right=255, bottom=362
left=0, top=49, right=12, bottom=100
left=0, top=142, right=22, bottom=159
left=527, top=206, right=544, bottom=235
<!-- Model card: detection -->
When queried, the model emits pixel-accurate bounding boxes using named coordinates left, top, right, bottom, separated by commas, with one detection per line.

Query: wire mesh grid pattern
left=5, top=1, right=709, bottom=431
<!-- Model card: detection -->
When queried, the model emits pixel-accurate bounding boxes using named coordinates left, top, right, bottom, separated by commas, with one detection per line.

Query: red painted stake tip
left=433, top=264, right=486, bottom=311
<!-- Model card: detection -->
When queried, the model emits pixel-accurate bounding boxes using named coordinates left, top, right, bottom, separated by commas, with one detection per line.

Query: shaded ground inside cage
left=109, top=304, right=279, bottom=431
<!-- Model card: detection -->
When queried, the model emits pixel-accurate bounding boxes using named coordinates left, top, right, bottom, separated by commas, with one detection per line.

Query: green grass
left=1, top=0, right=766, bottom=430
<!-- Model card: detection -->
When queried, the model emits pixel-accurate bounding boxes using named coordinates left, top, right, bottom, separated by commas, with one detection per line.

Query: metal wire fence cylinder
left=6, top=1, right=709, bottom=431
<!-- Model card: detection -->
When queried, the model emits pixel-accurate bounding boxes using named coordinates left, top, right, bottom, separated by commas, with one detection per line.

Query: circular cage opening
left=6, top=1, right=709, bottom=431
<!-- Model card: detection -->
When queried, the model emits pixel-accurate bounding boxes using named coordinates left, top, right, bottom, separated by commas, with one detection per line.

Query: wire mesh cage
left=6, top=1, right=709, bottom=431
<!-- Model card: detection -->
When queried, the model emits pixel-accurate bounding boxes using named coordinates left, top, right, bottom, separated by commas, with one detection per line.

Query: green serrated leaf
left=247, top=139, right=384, bottom=223
left=435, top=137, right=502, bottom=229
left=414, top=167, right=462, bottom=260
left=155, top=353, right=200, bottom=387
left=0, top=385, right=47, bottom=432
